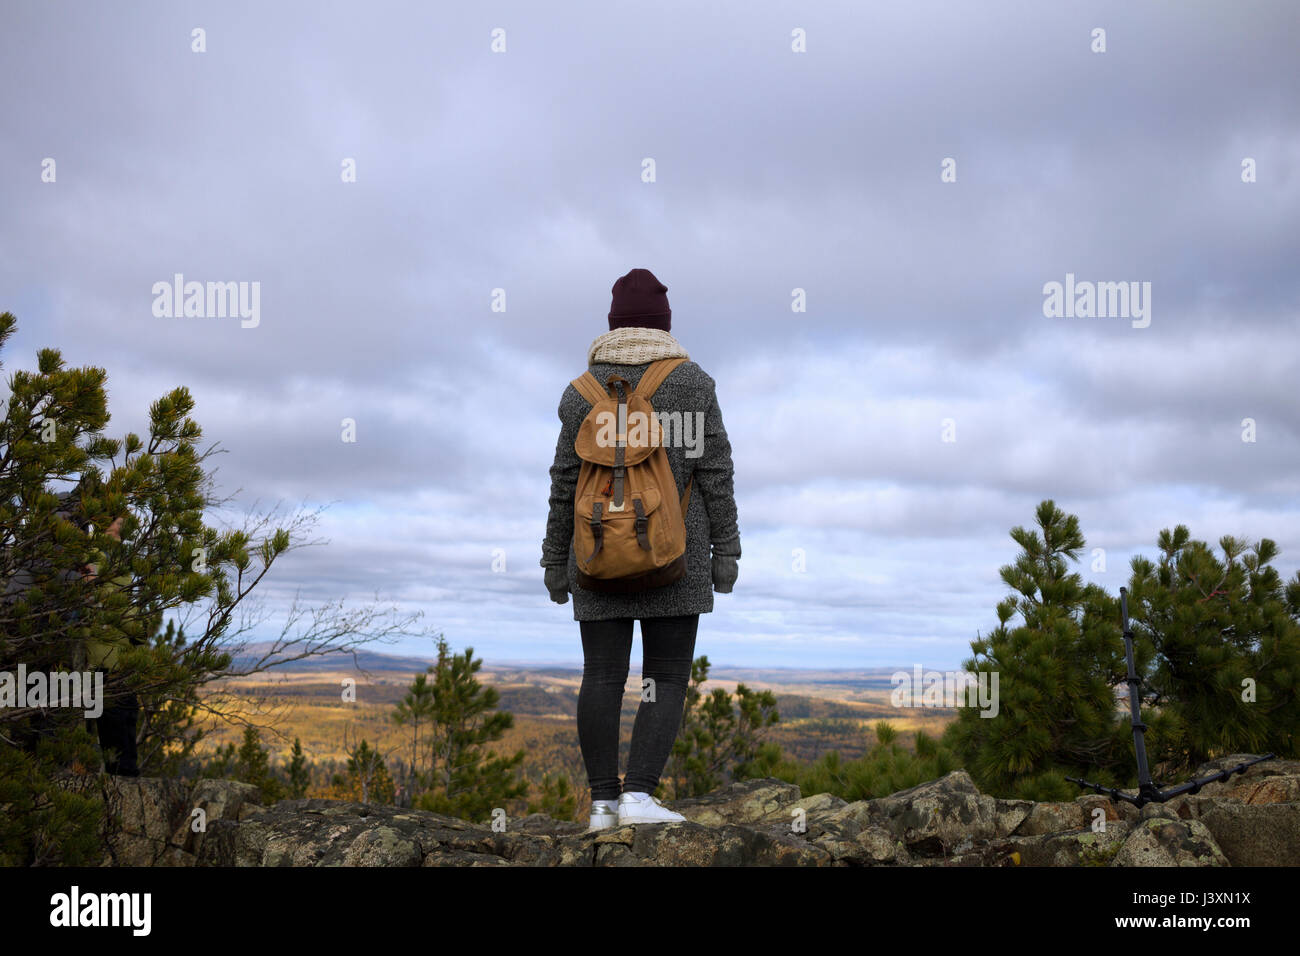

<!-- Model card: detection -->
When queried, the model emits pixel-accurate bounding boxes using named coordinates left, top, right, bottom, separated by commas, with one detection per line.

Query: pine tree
left=201, top=726, right=286, bottom=803
left=665, top=655, right=780, bottom=799
left=410, top=636, right=528, bottom=821
left=0, top=312, right=419, bottom=861
left=337, top=738, right=396, bottom=805
left=764, top=721, right=958, bottom=801
left=943, top=500, right=1130, bottom=800
left=525, top=772, right=578, bottom=821
left=134, top=620, right=207, bottom=775
left=391, top=671, right=434, bottom=799
left=287, top=737, right=311, bottom=798
left=1128, top=528, right=1300, bottom=771
left=0, top=724, right=104, bottom=865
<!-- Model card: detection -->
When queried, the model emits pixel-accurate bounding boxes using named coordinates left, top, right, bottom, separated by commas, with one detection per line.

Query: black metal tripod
left=1066, top=586, right=1275, bottom=808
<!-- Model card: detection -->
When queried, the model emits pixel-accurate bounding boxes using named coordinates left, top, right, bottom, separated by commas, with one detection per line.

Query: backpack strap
left=633, top=358, right=686, bottom=400
left=571, top=371, right=609, bottom=406
left=634, top=358, right=694, bottom=514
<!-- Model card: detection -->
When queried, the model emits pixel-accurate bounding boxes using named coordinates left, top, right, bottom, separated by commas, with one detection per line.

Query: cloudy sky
left=3, top=1, right=1297, bottom=669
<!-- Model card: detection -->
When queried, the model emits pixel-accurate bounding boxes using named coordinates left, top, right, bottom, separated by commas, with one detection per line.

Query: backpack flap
left=573, top=381, right=663, bottom=469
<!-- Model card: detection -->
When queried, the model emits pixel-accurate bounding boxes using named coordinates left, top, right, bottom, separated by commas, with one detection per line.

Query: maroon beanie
left=608, top=268, right=671, bottom=332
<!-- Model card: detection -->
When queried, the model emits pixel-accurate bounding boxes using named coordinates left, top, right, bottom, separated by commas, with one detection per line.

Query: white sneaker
left=587, top=799, right=620, bottom=832
left=618, top=791, right=685, bottom=825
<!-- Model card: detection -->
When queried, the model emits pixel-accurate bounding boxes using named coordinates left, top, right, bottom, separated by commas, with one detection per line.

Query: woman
left=541, top=268, right=741, bottom=829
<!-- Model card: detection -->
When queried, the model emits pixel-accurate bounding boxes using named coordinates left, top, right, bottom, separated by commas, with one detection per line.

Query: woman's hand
left=544, top=565, right=569, bottom=604
left=710, top=534, right=741, bottom=593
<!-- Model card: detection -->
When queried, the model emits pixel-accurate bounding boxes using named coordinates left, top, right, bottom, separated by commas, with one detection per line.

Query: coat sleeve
left=540, top=385, right=582, bottom=569
left=692, top=375, right=740, bottom=556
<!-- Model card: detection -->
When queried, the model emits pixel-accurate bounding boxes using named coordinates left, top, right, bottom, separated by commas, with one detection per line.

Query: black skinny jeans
left=577, top=614, right=698, bottom=802
left=95, top=683, right=140, bottom=777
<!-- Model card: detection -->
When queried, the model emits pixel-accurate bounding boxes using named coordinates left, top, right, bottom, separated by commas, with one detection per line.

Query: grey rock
left=807, top=824, right=909, bottom=865
left=1111, top=818, right=1229, bottom=867
left=672, top=778, right=803, bottom=826
left=993, top=799, right=1035, bottom=838
left=625, top=821, right=832, bottom=867
left=1075, top=794, right=1139, bottom=826
left=83, top=765, right=1300, bottom=867
left=861, top=771, right=998, bottom=856
left=100, top=776, right=192, bottom=866
left=1015, top=823, right=1131, bottom=867
left=1196, top=800, right=1300, bottom=867
left=1015, top=801, right=1086, bottom=836
left=1140, top=802, right=1180, bottom=821
left=175, top=779, right=262, bottom=859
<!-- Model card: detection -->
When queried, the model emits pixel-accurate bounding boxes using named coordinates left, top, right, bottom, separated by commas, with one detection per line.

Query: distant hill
left=227, top=646, right=439, bottom=675
left=229, top=646, right=923, bottom=687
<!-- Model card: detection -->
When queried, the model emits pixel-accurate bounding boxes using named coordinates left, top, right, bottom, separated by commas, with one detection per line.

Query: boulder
left=1014, top=823, right=1131, bottom=867
left=1111, top=817, right=1229, bottom=867
left=591, top=821, right=831, bottom=867
left=861, top=771, right=998, bottom=855
left=101, top=776, right=192, bottom=866
left=175, top=779, right=262, bottom=859
left=195, top=799, right=504, bottom=866
left=993, top=799, right=1034, bottom=837
left=753, top=795, right=910, bottom=864
left=1190, top=754, right=1300, bottom=780
left=1172, top=755, right=1300, bottom=806
left=672, top=778, right=803, bottom=826
left=809, top=823, right=909, bottom=865
left=1014, top=801, right=1085, bottom=836
left=1075, top=794, right=1138, bottom=825
left=1195, top=800, right=1300, bottom=867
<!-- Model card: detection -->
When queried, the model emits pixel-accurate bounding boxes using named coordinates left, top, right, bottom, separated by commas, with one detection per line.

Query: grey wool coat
left=541, top=359, right=740, bottom=621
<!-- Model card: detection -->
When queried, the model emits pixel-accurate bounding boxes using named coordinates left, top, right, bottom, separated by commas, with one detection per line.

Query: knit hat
left=608, top=268, right=671, bottom=332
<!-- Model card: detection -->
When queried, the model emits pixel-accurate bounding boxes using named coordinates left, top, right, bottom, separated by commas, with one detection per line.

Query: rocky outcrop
left=101, top=755, right=1299, bottom=866
left=1152, top=755, right=1300, bottom=867
left=99, top=775, right=263, bottom=866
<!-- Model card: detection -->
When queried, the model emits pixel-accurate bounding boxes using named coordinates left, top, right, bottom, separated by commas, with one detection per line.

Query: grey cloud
left=3, top=1, right=1297, bottom=668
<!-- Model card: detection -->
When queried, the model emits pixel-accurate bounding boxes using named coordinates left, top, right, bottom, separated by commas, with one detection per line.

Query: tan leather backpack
left=570, top=358, right=692, bottom=593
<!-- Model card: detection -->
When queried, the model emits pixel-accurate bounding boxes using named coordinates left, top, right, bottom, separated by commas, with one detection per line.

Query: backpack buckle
left=633, top=498, right=651, bottom=551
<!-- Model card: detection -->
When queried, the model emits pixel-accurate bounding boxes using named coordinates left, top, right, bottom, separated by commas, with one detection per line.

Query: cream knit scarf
left=587, top=327, right=689, bottom=366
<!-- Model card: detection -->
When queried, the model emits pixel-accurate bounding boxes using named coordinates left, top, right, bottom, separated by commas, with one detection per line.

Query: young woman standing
left=541, top=268, right=741, bottom=829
